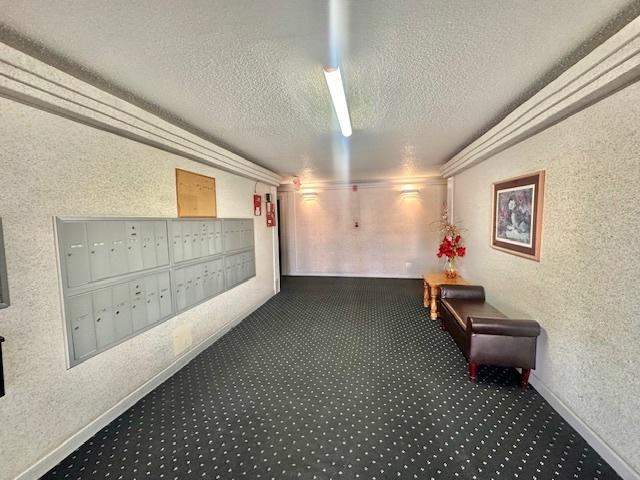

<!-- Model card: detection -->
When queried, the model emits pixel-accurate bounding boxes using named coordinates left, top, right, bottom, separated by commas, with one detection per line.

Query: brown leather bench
left=438, top=284, right=540, bottom=387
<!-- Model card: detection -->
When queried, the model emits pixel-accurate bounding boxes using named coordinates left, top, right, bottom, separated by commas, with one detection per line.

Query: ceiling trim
left=0, top=42, right=282, bottom=186
left=441, top=15, right=640, bottom=178
left=278, top=176, right=446, bottom=192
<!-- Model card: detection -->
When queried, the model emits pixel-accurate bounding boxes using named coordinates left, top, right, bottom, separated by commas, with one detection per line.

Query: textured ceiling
left=1, top=0, right=638, bottom=183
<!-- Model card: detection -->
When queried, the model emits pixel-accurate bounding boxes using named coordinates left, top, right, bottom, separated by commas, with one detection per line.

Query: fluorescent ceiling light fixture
left=323, top=67, right=352, bottom=137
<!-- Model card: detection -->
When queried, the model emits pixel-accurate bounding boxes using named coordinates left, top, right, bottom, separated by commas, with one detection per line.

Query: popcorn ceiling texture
left=0, top=0, right=637, bottom=182
left=0, top=97, right=277, bottom=480
left=453, top=81, right=640, bottom=474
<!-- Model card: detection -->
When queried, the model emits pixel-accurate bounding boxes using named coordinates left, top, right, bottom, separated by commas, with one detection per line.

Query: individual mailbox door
left=141, top=222, right=158, bottom=270
left=247, top=220, right=255, bottom=247
left=170, top=221, right=184, bottom=263
left=173, top=269, right=186, bottom=311
left=68, top=294, right=97, bottom=361
left=112, top=283, right=133, bottom=340
left=215, top=259, right=224, bottom=293
left=240, top=221, right=249, bottom=249
left=235, top=255, right=243, bottom=283
left=223, top=221, right=232, bottom=252
left=231, top=220, right=240, bottom=251
left=62, top=222, right=90, bottom=287
left=249, top=253, right=256, bottom=277
left=194, top=264, right=204, bottom=302
left=214, top=221, right=223, bottom=254
left=144, top=275, right=161, bottom=325
left=93, top=288, right=116, bottom=349
left=87, top=222, right=111, bottom=281
left=184, top=266, right=196, bottom=307
left=125, top=222, right=144, bottom=272
left=108, top=221, right=128, bottom=277
left=157, top=272, right=172, bottom=319
left=206, top=221, right=216, bottom=256
left=232, top=221, right=240, bottom=250
left=181, top=221, right=193, bottom=261
left=213, top=259, right=222, bottom=294
left=201, top=263, right=213, bottom=298
left=199, top=222, right=208, bottom=257
left=225, top=256, right=235, bottom=288
left=129, top=280, right=147, bottom=331
left=242, top=253, right=250, bottom=281
left=154, top=221, right=169, bottom=266
left=191, top=222, right=201, bottom=259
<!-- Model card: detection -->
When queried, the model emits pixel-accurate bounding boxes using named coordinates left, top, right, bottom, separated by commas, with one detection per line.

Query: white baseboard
left=529, top=372, right=639, bottom=480
left=14, top=298, right=269, bottom=480
left=284, top=272, right=422, bottom=279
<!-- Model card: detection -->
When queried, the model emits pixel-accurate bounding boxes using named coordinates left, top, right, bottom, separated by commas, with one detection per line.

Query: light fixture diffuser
left=400, top=185, right=420, bottom=198
left=323, top=67, right=352, bottom=137
left=302, top=189, right=318, bottom=201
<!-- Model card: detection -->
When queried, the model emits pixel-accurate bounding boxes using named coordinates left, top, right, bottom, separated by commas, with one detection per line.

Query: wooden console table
left=423, top=272, right=468, bottom=320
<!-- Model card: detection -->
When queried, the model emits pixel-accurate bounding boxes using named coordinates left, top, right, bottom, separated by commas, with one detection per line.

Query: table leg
left=423, top=280, right=429, bottom=308
left=430, top=285, right=439, bottom=320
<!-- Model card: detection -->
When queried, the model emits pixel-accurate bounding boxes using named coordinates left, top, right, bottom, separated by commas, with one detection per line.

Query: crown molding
left=441, top=16, right=640, bottom=178
left=278, top=176, right=446, bottom=192
left=0, top=42, right=282, bottom=186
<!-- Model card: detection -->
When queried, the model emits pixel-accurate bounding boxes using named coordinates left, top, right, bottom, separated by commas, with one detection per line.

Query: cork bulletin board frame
left=176, top=169, right=217, bottom=218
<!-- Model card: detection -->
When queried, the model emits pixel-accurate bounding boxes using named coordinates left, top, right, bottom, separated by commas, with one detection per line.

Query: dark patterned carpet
left=44, top=277, right=620, bottom=479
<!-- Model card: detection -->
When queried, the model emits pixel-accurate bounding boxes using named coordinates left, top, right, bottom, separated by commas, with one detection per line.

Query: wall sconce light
left=302, top=189, right=318, bottom=201
left=400, top=185, right=420, bottom=198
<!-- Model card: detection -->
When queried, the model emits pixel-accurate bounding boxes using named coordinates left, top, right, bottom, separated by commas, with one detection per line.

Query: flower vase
left=444, top=257, right=457, bottom=279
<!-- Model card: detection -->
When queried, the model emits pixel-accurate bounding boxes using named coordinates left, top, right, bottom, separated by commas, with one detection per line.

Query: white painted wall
left=452, top=80, right=640, bottom=478
left=0, top=97, right=278, bottom=480
left=279, top=182, right=446, bottom=278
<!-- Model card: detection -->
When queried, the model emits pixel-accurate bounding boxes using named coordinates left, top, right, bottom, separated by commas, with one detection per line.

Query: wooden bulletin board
left=175, top=169, right=217, bottom=218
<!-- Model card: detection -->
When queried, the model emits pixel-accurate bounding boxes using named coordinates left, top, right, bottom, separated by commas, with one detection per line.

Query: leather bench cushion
left=441, top=299, right=506, bottom=330
left=469, top=317, right=540, bottom=337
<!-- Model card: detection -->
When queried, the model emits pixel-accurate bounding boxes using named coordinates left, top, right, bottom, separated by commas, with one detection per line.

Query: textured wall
left=0, top=97, right=277, bottom=480
left=280, top=183, right=446, bottom=278
left=453, top=81, right=640, bottom=473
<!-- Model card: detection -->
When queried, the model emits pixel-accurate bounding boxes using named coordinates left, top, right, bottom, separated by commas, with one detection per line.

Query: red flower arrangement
left=437, top=235, right=466, bottom=260
left=436, top=208, right=466, bottom=278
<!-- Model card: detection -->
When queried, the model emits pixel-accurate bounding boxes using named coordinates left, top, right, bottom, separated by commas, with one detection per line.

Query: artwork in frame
left=491, top=171, right=545, bottom=261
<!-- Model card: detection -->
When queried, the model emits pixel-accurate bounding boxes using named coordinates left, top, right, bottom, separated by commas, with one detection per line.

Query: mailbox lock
left=96, top=317, right=101, bottom=323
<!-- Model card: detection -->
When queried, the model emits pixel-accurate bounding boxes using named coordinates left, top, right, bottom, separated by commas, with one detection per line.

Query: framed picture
left=491, top=171, right=545, bottom=261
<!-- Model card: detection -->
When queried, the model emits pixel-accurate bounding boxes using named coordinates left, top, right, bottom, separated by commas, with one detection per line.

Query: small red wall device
left=266, top=201, right=276, bottom=227
left=253, top=193, right=262, bottom=216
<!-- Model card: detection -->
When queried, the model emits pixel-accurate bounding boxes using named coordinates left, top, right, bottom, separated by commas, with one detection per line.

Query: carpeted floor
left=44, top=276, right=620, bottom=479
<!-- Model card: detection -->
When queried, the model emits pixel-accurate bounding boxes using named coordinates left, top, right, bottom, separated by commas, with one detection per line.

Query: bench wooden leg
left=520, top=369, right=531, bottom=387
left=468, top=362, right=478, bottom=383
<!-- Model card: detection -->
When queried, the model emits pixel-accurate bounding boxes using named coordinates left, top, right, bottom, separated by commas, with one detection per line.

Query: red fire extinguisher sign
left=253, top=193, right=262, bottom=216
